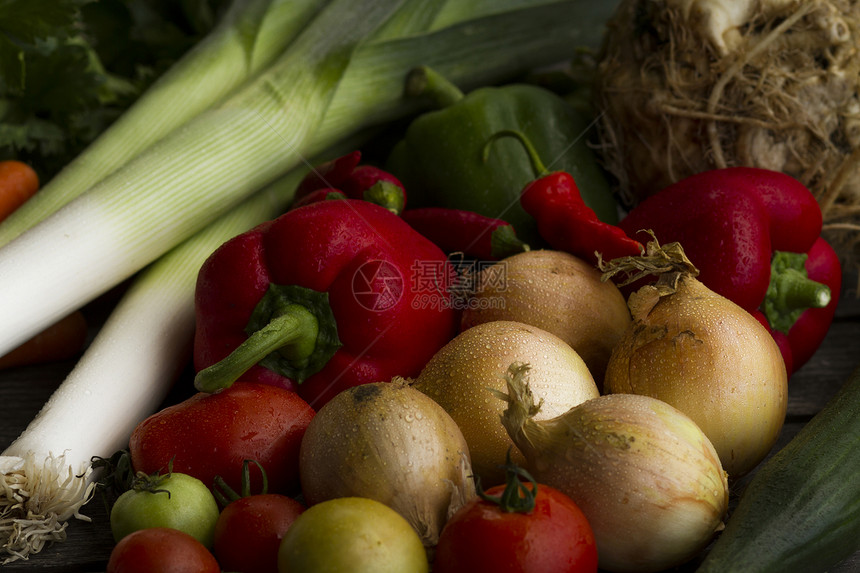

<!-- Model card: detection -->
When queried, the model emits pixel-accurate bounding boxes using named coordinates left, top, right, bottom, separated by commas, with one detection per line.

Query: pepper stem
left=482, top=129, right=549, bottom=176
left=764, top=251, right=831, bottom=334
left=490, top=224, right=530, bottom=259
left=405, top=65, right=464, bottom=108
left=363, top=181, right=405, bottom=215
left=195, top=304, right=319, bottom=393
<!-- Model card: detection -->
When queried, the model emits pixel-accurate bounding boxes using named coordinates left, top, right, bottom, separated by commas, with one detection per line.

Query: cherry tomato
left=277, top=497, right=429, bottom=573
left=106, top=527, right=220, bottom=573
left=110, top=472, right=220, bottom=547
left=434, top=482, right=598, bottom=573
left=213, top=493, right=305, bottom=573
left=129, top=383, right=314, bottom=496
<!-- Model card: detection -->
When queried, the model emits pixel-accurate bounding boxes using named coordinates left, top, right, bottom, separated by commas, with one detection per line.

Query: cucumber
left=697, top=365, right=860, bottom=573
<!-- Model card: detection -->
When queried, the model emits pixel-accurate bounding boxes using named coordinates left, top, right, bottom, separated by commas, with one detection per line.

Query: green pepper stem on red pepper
left=765, top=251, right=831, bottom=334
left=195, top=307, right=318, bottom=393
left=194, top=283, right=342, bottom=393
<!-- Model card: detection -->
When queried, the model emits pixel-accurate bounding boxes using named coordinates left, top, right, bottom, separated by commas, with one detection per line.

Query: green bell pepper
left=386, top=66, right=618, bottom=246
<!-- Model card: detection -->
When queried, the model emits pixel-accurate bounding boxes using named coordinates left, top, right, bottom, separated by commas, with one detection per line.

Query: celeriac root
left=594, top=0, right=860, bottom=268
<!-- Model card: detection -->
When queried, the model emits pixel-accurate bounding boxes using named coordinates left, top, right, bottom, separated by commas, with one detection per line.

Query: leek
left=0, top=0, right=327, bottom=248
left=0, top=0, right=406, bottom=356
left=0, top=0, right=613, bottom=359
left=0, top=171, right=302, bottom=563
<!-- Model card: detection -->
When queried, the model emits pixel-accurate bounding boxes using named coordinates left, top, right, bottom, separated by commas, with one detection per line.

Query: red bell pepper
left=617, top=167, right=841, bottom=375
left=292, top=151, right=406, bottom=214
left=192, top=198, right=458, bottom=408
left=485, top=130, right=641, bottom=265
left=401, top=207, right=529, bottom=261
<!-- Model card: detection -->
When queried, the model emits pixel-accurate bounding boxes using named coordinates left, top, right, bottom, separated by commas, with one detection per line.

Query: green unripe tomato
left=110, top=472, right=220, bottom=548
left=277, top=497, right=428, bottom=573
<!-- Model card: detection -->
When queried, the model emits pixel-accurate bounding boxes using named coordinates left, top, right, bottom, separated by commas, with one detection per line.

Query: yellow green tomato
left=110, top=472, right=220, bottom=548
left=277, top=497, right=428, bottom=573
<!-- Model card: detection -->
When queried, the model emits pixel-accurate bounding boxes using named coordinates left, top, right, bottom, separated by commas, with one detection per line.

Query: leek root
left=0, top=173, right=300, bottom=563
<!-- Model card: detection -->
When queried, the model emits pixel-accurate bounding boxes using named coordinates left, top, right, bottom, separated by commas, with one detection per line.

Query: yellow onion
left=602, top=238, right=787, bottom=476
left=460, top=249, right=631, bottom=386
left=413, top=320, right=599, bottom=486
left=498, top=362, right=729, bottom=573
left=299, top=381, right=475, bottom=546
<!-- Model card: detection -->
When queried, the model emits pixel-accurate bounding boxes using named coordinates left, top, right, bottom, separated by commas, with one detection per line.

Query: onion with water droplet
left=460, top=249, right=631, bottom=386
left=413, top=320, right=599, bottom=486
left=601, top=236, right=787, bottom=476
left=498, top=362, right=729, bottom=573
left=298, top=380, right=475, bottom=547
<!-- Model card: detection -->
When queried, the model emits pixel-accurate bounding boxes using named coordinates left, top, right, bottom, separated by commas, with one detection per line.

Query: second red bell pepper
left=292, top=151, right=406, bottom=214
left=617, top=167, right=841, bottom=375
left=193, top=199, right=458, bottom=408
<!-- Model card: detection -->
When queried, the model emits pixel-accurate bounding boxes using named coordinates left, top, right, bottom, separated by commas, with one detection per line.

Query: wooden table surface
left=2, top=273, right=859, bottom=572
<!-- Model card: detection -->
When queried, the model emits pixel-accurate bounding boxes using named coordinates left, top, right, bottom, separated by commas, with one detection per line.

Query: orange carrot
left=0, top=160, right=39, bottom=223
left=0, top=311, right=88, bottom=369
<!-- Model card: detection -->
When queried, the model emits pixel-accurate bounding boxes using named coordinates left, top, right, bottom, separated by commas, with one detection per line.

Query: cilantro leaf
left=0, top=0, right=228, bottom=180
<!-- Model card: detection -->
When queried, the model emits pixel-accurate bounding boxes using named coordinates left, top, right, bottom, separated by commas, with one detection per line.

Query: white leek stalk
left=0, top=0, right=616, bottom=359
left=0, top=172, right=301, bottom=563
left=0, top=0, right=327, bottom=247
left=0, top=0, right=406, bottom=356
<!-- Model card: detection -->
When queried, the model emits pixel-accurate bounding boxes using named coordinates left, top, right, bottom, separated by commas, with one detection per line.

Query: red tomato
left=129, top=383, right=314, bottom=495
left=106, top=527, right=219, bottom=573
left=434, top=483, right=598, bottom=573
left=213, top=493, right=305, bottom=573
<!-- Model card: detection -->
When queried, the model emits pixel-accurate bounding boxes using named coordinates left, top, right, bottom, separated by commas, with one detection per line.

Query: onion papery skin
left=298, top=381, right=475, bottom=547
left=460, top=250, right=631, bottom=387
left=605, top=276, right=787, bottom=477
left=505, top=387, right=729, bottom=573
left=414, top=320, right=599, bottom=486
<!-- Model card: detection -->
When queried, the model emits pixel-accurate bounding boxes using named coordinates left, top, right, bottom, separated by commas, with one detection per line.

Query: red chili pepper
left=293, top=151, right=406, bottom=214
left=617, top=167, right=841, bottom=375
left=192, top=199, right=458, bottom=408
left=401, top=207, right=529, bottom=261
left=485, top=130, right=641, bottom=265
